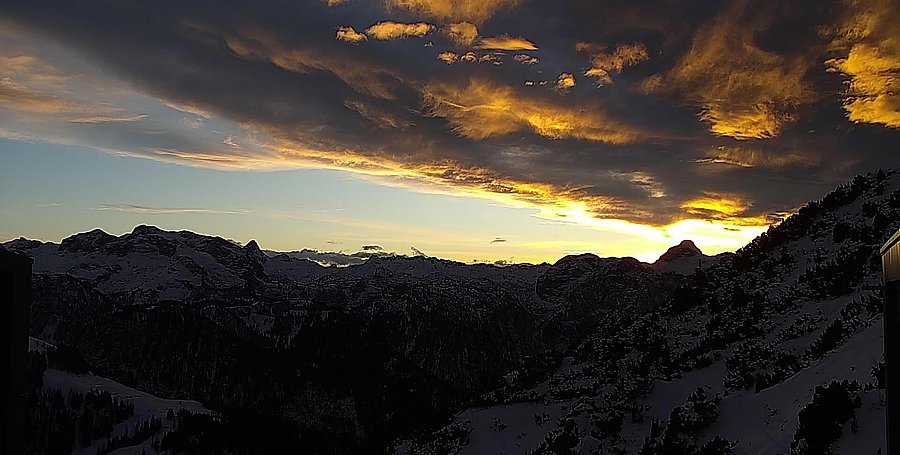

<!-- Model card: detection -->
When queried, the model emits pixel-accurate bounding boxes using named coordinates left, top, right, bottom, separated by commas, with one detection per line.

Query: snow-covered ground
left=31, top=338, right=209, bottom=455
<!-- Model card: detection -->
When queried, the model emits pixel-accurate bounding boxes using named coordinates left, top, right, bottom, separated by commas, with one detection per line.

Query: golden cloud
left=335, top=26, right=367, bottom=44
left=366, top=21, right=435, bottom=40
left=446, top=51, right=504, bottom=65
left=476, top=35, right=538, bottom=51
left=478, top=53, right=501, bottom=65
left=459, top=51, right=478, bottom=63
left=247, top=139, right=644, bottom=224
left=650, top=1, right=813, bottom=140
left=383, top=0, right=521, bottom=23
left=227, top=28, right=399, bottom=99
left=68, top=113, right=767, bottom=253
left=437, top=51, right=458, bottom=64
left=680, top=194, right=767, bottom=226
left=555, top=73, right=576, bottom=93
left=826, top=0, right=900, bottom=128
left=446, top=22, right=479, bottom=46
left=580, top=42, right=649, bottom=85
left=513, top=53, right=538, bottom=65
left=422, top=78, right=636, bottom=143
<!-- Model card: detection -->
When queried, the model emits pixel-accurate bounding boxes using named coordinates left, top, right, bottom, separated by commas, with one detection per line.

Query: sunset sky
left=1, top=0, right=898, bottom=263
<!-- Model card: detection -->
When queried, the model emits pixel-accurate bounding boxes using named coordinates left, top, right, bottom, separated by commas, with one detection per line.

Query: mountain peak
left=655, top=240, right=702, bottom=264
left=131, top=224, right=164, bottom=235
left=59, top=228, right=116, bottom=253
left=244, top=239, right=260, bottom=251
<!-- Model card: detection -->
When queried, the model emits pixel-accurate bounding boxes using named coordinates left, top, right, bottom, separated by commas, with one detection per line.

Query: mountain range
left=5, top=169, right=898, bottom=454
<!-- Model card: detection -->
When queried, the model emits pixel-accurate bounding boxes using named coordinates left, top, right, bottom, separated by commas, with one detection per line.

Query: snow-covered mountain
left=399, top=170, right=899, bottom=454
left=5, top=225, right=320, bottom=304
left=7, top=225, right=675, bottom=453
left=7, top=169, right=899, bottom=454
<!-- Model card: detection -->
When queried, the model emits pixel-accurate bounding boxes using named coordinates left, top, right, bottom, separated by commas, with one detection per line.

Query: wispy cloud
left=69, top=114, right=148, bottom=124
left=96, top=204, right=254, bottom=215
left=694, top=146, right=819, bottom=169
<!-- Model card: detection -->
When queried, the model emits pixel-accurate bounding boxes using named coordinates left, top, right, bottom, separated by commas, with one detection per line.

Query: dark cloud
left=0, top=0, right=898, bottom=234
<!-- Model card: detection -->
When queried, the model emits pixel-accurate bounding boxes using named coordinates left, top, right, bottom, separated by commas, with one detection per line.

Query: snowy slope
left=400, top=170, right=899, bottom=454
left=29, top=338, right=209, bottom=455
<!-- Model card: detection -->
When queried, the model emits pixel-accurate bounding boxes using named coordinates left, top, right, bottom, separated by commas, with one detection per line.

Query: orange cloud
left=476, top=35, right=537, bottom=51
left=554, top=73, right=576, bottom=93
left=649, top=1, right=813, bottom=139
left=422, top=78, right=636, bottom=143
left=826, top=0, right=900, bottom=128
left=437, top=51, right=458, bottom=64
left=383, top=0, right=521, bottom=23
left=680, top=194, right=768, bottom=226
left=513, top=53, right=538, bottom=65
left=478, top=53, right=501, bottom=65
left=335, top=26, right=367, bottom=44
left=366, top=21, right=435, bottom=40
left=580, top=42, right=649, bottom=85
left=235, top=139, right=645, bottom=224
left=446, top=51, right=505, bottom=65
left=446, top=21, right=479, bottom=46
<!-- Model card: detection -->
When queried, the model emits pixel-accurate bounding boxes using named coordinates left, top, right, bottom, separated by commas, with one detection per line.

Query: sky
left=0, top=0, right=898, bottom=264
